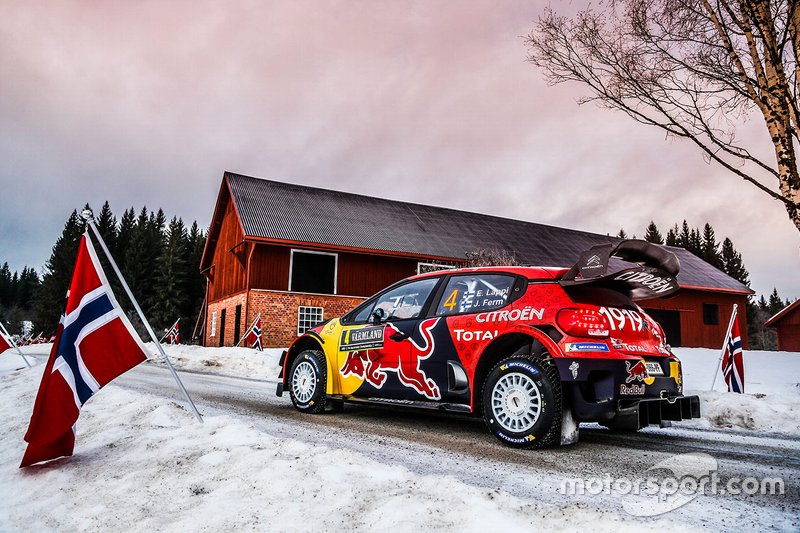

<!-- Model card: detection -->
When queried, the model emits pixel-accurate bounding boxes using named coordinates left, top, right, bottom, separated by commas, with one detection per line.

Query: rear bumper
left=610, top=395, right=701, bottom=430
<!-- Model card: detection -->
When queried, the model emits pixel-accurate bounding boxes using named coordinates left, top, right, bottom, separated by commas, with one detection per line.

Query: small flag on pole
left=720, top=307, right=745, bottom=393
left=21, top=233, right=150, bottom=467
left=0, top=321, right=32, bottom=367
left=241, top=314, right=263, bottom=351
left=163, top=319, right=180, bottom=345
left=0, top=330, right=11, bottom=354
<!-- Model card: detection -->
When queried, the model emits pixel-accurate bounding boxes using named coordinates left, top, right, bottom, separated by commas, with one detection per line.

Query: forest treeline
left=0, top=202, right=206, bottom=341
left=619, top=220, right=793, bottom=350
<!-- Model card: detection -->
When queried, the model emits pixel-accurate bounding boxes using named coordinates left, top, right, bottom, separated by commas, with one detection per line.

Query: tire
left=288, top=350, right=327, bottom=414
left=481, top=355, right=562, bottom=449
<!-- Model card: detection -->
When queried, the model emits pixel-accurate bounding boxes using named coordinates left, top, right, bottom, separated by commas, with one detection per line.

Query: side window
left=349, top=300, right=376, bottom=324
left=370, top=278, right=439, bottom=321
left=436, top=274, right=516, bottom=316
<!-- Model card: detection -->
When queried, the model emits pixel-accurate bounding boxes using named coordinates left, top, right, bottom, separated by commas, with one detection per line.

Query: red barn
left=200, top=172, right=753, bottom=349
left=766, top=300, right=800, bottom=351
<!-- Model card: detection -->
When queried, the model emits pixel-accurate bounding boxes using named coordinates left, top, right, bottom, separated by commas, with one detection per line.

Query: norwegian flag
left=242, top=314, right=263, bottom=351
left=721, top=310, right=745, bottom=393
left=0, top=330, right=11, bottom=354
left=21, top=233, right=149, bottom=467
left=164, top=319, right=180, bottom=345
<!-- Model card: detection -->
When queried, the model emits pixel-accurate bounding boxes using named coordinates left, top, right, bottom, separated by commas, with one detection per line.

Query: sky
left=0, top=0, right=798, bottom=300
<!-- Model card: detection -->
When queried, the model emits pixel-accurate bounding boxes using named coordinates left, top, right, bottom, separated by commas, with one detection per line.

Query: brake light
left=557, top=309, right=610, bottom=338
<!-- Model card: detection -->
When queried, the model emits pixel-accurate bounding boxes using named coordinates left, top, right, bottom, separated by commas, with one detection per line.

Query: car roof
left=408, top=265, right=568, bottom=281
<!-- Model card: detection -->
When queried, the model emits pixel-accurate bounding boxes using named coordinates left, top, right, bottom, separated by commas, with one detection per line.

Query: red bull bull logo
left=625, top=360, right=649, bottom=383
left=340, top=318, right=441, bottom=400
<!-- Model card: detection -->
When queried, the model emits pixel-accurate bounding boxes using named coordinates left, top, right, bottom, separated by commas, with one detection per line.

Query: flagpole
left=158, top=321, right=174, bottom=344
left=710, top=304, right=737, bottom=391
left=236, top=313, right=259, bottom=347
left=0, top=320, right=32, bottom=368
left=82, top=211, right=203, bottom=423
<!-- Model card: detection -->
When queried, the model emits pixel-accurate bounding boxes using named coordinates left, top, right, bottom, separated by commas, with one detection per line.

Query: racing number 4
left=443, top=289, right=459, bottom=311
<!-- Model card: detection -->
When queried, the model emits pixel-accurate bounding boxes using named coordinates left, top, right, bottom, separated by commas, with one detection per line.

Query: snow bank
left=675, top=347, right=800, bottom=395
left=0, top=361, right=675, bottom=531
left=674, top=347, right=800, bottom=436
left=143, top=343, right=282, bottom=381
left=6, top=343, right=800, bottom=438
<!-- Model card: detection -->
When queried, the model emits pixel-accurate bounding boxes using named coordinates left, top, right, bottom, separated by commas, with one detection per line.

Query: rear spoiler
left=559, top=240, right=680, bottom=301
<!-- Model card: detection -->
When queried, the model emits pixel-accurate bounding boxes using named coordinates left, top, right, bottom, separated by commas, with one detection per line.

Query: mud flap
left=560, top=405, right=580, bottom=445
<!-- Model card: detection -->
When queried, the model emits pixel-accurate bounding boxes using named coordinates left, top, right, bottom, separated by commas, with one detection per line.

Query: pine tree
left=123, top=207, right=155, bottom=308
left=16, top=267, right=40, bottom=309
left=183, top=221, right=207, bottom=341
left=665, top=224, right=680, bottom=246
left=679, top=220, right=691, bottom=248
left=720, top=238, right=749, bottom=286
left=644, top=221, right=664, bottom=244
left=115, top=207, right=136, bottom=269
left=758, top=295, right=769, bottom=312
left=701, top=223, right=721, bottom=268
left=33, top=210, right=85, bottom=333
left=0, top=263, right=12, bottom=308
left=151, top=217, right=188, bottom=329
left=768, top=288, right=785, bottom=316
left=95, top=201, right=117, bottom=250
left=688, top=228, right=703, bottom=256
left=617, top=228, right=628, bottom=239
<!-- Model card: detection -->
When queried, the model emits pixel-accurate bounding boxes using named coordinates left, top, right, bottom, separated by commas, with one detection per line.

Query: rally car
left=277, top=240, right=700, bottom=448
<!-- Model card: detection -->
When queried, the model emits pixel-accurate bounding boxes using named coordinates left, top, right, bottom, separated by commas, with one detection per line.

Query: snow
left=0, top=342, right=797, bottom=530
left=147, top=343, right=800, bottom=438
left=674, top=347, right=800, bottom=437
left=0, top=356, right=681, bottom=532
left=8, top=343, right=800, bottom=438
left=143, top=343, right=283, bottom=381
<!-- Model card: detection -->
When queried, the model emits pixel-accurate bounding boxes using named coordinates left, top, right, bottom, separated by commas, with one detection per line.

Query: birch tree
left=526, top=0, right=800, bottom=232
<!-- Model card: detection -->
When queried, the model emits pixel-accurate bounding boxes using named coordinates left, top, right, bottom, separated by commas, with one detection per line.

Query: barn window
left=210, top=311, right=217, bottom=337
left=702, top=303, right=719, bottom=325
left=290, top=250, right=337, bottom=294
left=298, top=306, right=324, bottom=335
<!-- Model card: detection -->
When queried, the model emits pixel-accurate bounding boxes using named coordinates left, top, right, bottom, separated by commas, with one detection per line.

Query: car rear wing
left=559, top=240, right=680, bottom=301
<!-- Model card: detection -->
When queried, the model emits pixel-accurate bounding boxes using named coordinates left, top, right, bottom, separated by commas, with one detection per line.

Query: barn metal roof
left=221, top=172, right=752, bottom=294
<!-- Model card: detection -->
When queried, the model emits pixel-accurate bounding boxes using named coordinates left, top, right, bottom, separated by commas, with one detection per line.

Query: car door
left=336, top=277, right=441, bottom=400
left=430, top=273, right=522, bottom=400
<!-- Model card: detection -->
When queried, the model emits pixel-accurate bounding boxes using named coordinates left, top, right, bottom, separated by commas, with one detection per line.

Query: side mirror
left=371, top=307, right=386, bottom=325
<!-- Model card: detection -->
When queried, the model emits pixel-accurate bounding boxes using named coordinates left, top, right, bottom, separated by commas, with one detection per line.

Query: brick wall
left=206, top=292, right=247, bottom=347
left=248, top=290, right=365, bottom=348
left=206, top=290, right=365, bottom=348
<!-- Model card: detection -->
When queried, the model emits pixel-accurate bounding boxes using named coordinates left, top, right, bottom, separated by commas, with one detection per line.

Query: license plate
left=645, top=361, right=664, bottom=375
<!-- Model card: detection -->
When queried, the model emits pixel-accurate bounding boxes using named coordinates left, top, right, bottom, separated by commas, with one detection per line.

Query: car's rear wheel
left=481, top=355, right=562, bottom=449
left=289, top=350, right=327, bottom=414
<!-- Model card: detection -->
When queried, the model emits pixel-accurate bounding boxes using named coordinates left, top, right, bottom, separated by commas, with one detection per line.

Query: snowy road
left=110, top=362, right=800, bottom=531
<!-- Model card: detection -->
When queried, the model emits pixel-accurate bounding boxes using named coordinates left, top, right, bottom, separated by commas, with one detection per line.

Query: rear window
left=436, top=274, right=517, bottom=316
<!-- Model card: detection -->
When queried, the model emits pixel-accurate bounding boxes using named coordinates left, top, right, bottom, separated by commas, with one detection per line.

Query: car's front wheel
left=289, top=350, right=327, bottom=414
left=481, top=355, right=562, bottom=449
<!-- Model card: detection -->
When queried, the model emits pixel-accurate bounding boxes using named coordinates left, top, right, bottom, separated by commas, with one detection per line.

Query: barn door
left=219, top=309, right=226, bottom=347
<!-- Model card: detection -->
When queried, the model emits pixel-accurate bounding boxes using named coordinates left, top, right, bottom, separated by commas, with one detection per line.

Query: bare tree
left=526, top=0, right=800, bottom=232
left=464, top=249, right=521, bottom=267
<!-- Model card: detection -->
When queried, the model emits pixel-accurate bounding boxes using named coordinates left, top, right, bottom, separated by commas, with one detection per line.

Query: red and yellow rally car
left=277, top=240, right=700, bottom=448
